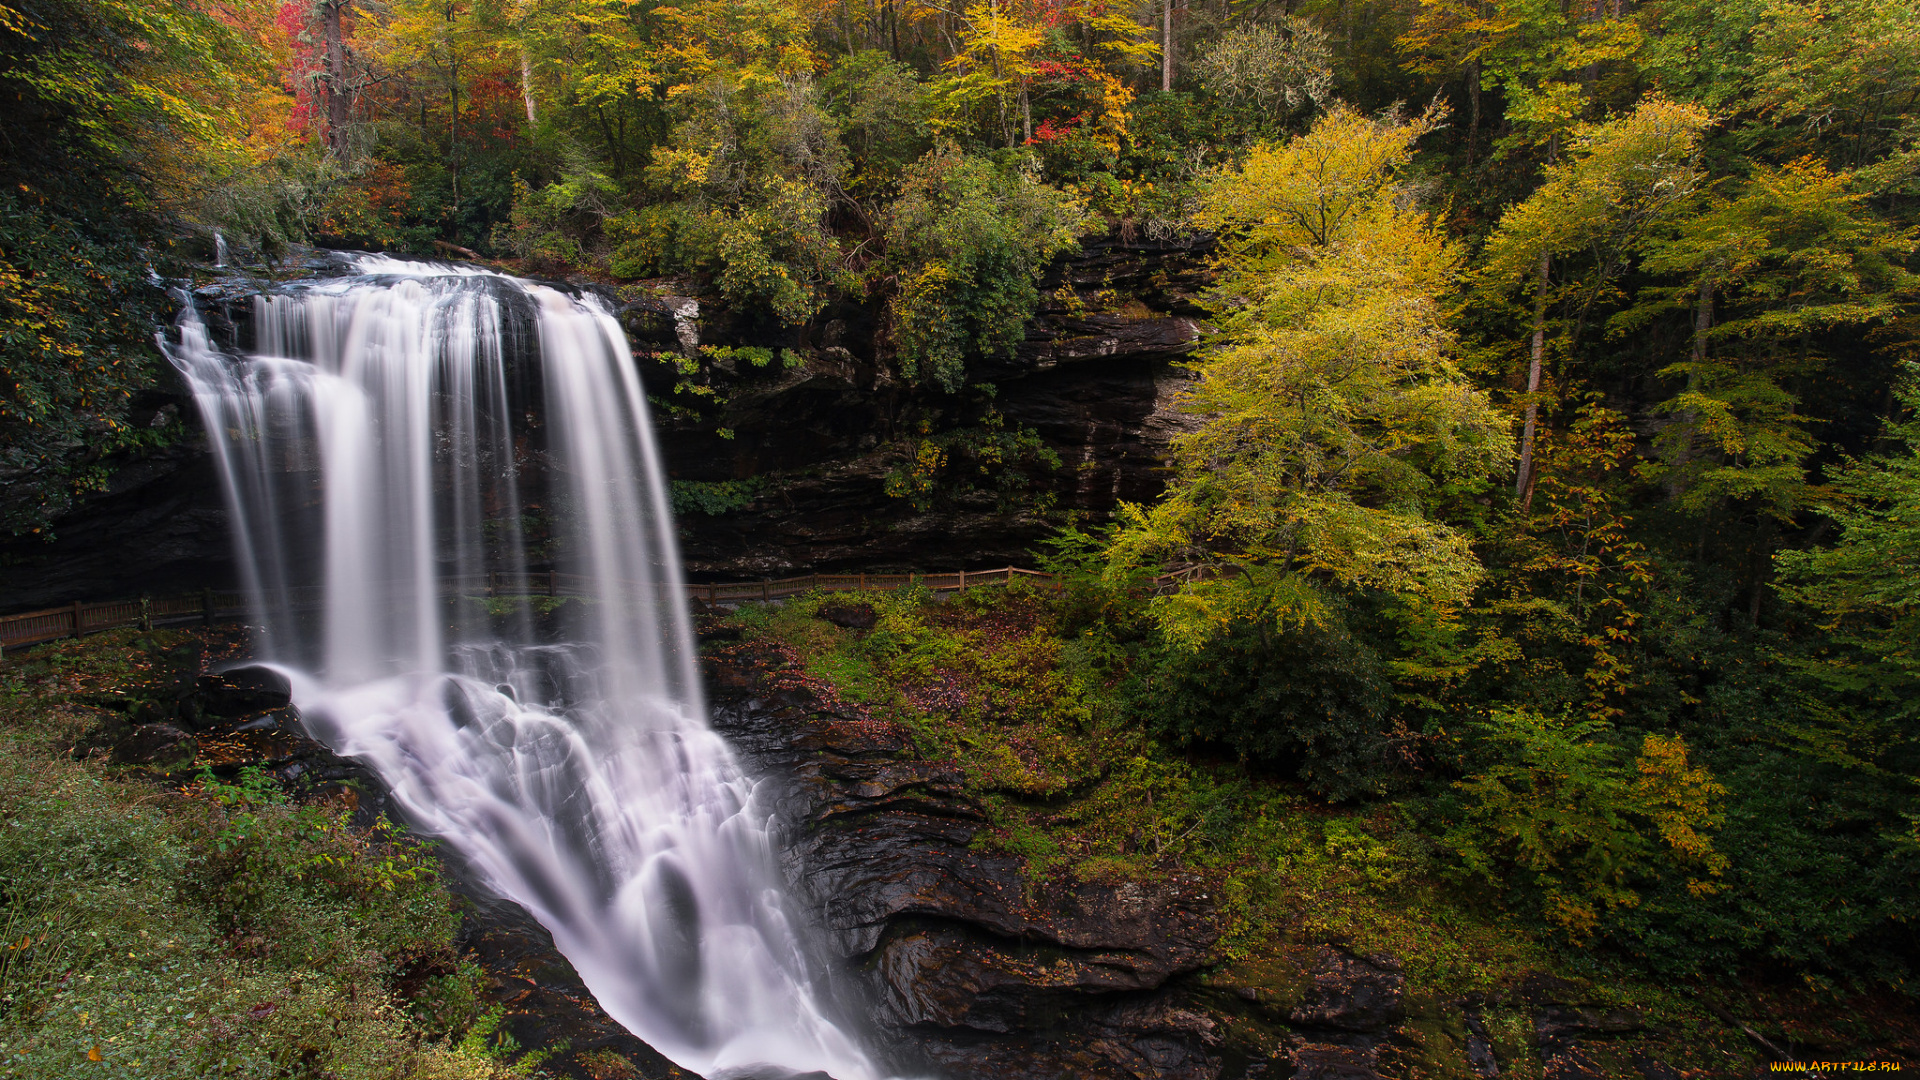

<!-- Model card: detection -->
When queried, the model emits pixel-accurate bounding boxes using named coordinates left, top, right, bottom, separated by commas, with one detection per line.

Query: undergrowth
left=729, top=583, right=1570, bottom=997
left=0, top=630, right=527, bottom=1079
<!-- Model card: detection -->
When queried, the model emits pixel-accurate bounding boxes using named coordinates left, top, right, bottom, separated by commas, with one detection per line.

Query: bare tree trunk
left=1515, top=249, right=1551, bottom=508
left=1465, top=58, right=1480, bottom=169
left=1692, top=274, right=1713, bottom=364
left=449, top=52, right=460, bottom=213
left=321, top=0, right=351, bottom=153
left=520, top=50, right=538, bottom=125
left=1162, top=0, right=1173, bottom=92
left=1666, top=274, right=1713, bottom=500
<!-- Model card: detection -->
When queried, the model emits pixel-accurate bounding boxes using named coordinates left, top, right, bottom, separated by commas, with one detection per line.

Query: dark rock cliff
left=705, top=638, right=1227, bottom=1080
left=637, top=231, right=1212, bottom=578
left=1, top=234, right=1208, bottom=610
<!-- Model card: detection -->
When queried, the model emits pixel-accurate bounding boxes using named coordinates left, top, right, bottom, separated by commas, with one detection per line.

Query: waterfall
left=165, top=256, right=884, bottom=1080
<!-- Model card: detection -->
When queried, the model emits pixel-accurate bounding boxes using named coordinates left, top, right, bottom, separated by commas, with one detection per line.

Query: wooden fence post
left=958, top=569, right=966, bottom=592
left=201, top=588, right=215, bottom=625
left=140, top=596, right=152, bottom=632
left=762, top=580, right=770, bottom=602
left=69, top=600, right=84, bottom=638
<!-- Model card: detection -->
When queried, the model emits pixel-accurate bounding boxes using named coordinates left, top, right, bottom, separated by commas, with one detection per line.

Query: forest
left=1, top=0, right=1918, bottom=1065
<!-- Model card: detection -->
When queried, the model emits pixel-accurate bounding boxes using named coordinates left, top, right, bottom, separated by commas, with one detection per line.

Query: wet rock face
left=704, top=640, right=1224, bottom=1080
left=639, top=234, right=1214, bottom=578
left=1287, top=949, right=1406, bottom=1033
left=0, top=429, right=233, bottom=612
left=664, top=347, right=1198, bottom=579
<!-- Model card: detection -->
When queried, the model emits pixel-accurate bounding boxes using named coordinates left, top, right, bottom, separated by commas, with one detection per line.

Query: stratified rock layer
left=706, top=639, right=1225, bottom=1080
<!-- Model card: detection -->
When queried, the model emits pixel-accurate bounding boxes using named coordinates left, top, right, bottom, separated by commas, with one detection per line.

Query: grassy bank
left=0, top=630, right=529, bottom=1079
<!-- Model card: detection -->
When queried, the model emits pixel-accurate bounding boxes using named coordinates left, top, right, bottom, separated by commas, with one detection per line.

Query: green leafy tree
left=1477, top=97, right=1710, bottom=504
left=882, top=145, right=1089, bottom=391
left=1444, top=707, right=1728, bottom=939
left=0, top=0, right=265, bottom=532
left=1774, top=371, right=1920, bottom=783
left=1625, top=159, right=1916, bottom=527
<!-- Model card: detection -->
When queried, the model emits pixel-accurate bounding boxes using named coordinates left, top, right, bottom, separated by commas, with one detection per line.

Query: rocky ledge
left=703, top=638, right=1722, bottom=1080
left=705, top=639, right=1224, bottom=1080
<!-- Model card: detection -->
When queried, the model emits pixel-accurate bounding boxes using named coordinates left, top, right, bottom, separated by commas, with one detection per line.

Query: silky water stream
left=166, top=256, right=884, bottom=1080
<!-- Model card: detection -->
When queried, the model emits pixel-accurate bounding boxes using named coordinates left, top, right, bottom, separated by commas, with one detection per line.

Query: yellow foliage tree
left=1107, top=105, right=1512, bottom=651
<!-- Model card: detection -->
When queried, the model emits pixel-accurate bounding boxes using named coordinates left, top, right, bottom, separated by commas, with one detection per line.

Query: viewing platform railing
left=0, top=566, right=1059, bottom=653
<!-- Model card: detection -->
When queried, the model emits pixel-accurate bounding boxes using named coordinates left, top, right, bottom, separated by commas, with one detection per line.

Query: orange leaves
left=1632, top=732, right=1730, bottom=896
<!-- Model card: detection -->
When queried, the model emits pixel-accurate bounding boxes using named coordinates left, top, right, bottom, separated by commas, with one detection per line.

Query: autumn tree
left=1106, top=104, right=1511, bottom=650
left=0, top=0, right=272, bottom=530
left=1477, top=97, right=1710, bottom=505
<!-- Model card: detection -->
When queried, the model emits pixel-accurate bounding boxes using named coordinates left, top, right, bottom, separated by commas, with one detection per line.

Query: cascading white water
left=165, top=256, right=884, bottom=1080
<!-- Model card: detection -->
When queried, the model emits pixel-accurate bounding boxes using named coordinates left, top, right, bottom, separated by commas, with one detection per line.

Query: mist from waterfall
left=165, top=257, right=883, bottom=1080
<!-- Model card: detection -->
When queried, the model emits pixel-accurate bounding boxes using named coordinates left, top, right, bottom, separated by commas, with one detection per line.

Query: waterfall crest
left=166, top=257, right=883, bottom=1080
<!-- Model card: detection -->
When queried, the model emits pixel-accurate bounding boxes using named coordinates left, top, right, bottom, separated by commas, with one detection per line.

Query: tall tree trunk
left=1668, top=274, right=1712, bottom=500
left=1162, top=0, right=1173, bottom=92
left=1465, top=58, right=1480, bottom=170
left=449, top=53, right=460, bottom=214
left=1514, top=133, right=1560, bottom=510
left=1692, top=274, right=1713, bottom=364
left=1515, top=248, right=1551, bottom=507
left=321, top=0, right=351, bottom=153
left=520, top=50, right=538, bottom=126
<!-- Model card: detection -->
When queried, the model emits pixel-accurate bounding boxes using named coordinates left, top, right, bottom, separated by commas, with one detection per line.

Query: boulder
left=112, top=723, right=197, bottom=765
left=195, top=664, right=293, bottom=719
left=1287, top=948, right=1406, bottom=1033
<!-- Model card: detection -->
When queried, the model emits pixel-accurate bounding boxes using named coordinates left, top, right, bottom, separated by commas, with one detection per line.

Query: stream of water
left=165, top=256, right=883, bottom=1080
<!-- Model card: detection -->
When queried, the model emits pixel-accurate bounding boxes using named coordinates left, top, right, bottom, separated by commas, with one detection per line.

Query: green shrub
left=669, top=477, right=765, bottom=516
left=882, top=410, right=1061, bottom=513
left=1438, top=708, right=1729, bottom=941
left=883, top=146, right=1090, bottom=392
left=1138, top=615, right=1396, bottom=801
left=0, top=634, right=509, bottom=1079
left=606, top=202, right=718, bottom=279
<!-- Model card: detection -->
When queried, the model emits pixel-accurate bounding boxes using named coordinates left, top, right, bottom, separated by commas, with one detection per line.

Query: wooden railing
left=0, top=567, right=1056, bottom=653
